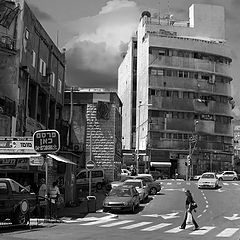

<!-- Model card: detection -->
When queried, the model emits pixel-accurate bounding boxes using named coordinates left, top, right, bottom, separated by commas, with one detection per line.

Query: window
left=0, top=182, right=8, bottom=194
left=178, top=71, right=183, bottom=78
left=166, top=70, right=172, bottom=76
left=157, top=69, right=164, bottom=76
left=91, top=170, right=103, bottom=178
left=39, top=59, right=46, bottom=76
left=184, top=71, right=188, bottom=78
left=32, top=50, right=36, bottom=68
left=151, top=69, right=157, bottom=75
left=50, top=72, right=55, bottom=87
left=58, top=79, right=62, bottom=93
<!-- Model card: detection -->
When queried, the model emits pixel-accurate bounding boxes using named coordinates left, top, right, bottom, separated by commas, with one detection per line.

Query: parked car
left=76, top=168, right=105, bottom=190
left=198, top=172, right=219, bottom=189
left=132, top=174, right=161, bottom=195
left=192, top=174, right=202, bottom=181
left=0, top=178, right=37, bottom=225
left=123, top=179, right=148, bottom=202
left=103, top=185, right=140, bottom=213
left=216, top=171, right=238, bottom=181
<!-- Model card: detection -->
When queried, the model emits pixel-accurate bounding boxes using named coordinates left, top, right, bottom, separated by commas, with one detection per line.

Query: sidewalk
left=57, top=190, right=106, bottom=219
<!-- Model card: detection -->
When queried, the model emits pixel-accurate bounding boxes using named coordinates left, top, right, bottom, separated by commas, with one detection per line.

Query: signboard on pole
left=86, top=160, right=95, bottom=170
left=33, top=130, right=60, bottom=154
left=29, top=156, right=44, bottom=166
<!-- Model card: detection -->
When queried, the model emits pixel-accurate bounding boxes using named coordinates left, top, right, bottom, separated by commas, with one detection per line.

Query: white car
left=216, top=171, right=238, bottom=181
left=198, top=172, right=219, bottom=189
left=123, top=179, right=148, bottom=202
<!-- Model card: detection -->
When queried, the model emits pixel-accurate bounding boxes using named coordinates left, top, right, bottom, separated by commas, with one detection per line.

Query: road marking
left=232, top=183, right=239, bottom=185
left=177, top=182, right=181, bottom=185
left=165, top=225, right=192, bottom=233
left=224, top=214, right=240, bottom=220
left=223, top=183, right=229, bottom=185
left=189, top=226, right=215, bottom=235
left=120, top=222, right=152, bottom=229
left=167, top=182, right=172, bottom=185
left=186, top=182, right=190, bottom=185
left=216, top=228, right=239, bottom=237
left=80, top=218, right=116, bottom=225
left=141, top=223, right=172, bottom=231
left=206, top=205, right=209, bottom=208
left=100, top=220, right=134, bottom=227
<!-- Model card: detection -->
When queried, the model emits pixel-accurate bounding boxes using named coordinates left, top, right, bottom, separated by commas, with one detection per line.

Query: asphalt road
left=2, top=179, right=240, bottom=240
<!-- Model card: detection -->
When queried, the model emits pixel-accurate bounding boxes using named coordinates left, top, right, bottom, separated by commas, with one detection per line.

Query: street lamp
left=136, top=100, right=152, bottom=175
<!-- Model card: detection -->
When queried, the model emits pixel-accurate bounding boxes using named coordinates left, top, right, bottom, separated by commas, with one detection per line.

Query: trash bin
left=86, top=196, right=96, bottom=213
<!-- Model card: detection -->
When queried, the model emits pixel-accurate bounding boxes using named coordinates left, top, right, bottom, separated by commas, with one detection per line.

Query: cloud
left=28, top=4, right=54, bottom=21
left=65, top=0, right=140, bottom=89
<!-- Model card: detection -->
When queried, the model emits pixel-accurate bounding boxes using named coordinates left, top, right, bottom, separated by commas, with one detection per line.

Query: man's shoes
left=179, top=227, right=185, bottom=229
left=194, top=227, right=200, bottom=230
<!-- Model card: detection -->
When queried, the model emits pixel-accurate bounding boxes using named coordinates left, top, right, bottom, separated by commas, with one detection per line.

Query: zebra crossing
left=76, top=217, right=240, bottom=238
left=75, top=216, right=240, bottom=238
left=161, top=181, right=240, bottom=187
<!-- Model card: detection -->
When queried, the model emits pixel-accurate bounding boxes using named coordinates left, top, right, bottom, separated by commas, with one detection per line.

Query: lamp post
left=136, top=101, right=152, bottom=175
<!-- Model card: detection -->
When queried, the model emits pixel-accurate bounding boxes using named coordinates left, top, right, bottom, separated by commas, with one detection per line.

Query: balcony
left=0, top=34, right=16, bottom=53
left=149, top=55, right=231, bottom=76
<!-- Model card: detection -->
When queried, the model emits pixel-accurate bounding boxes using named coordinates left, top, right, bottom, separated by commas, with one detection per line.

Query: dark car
left=103, top=185, right=140, bottom=213
left=131, top=174, right=162, bottom=195
left=0, top=178, right=37, bottom=225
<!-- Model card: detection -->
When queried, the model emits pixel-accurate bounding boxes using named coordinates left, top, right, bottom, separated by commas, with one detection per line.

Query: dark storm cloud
left=28, top=4, right=54, bottom=21
left=65, top=40, right=122, bottom=89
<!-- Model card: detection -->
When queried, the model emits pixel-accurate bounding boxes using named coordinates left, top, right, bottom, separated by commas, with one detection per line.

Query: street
left=1, top=179, right=240, bottom=240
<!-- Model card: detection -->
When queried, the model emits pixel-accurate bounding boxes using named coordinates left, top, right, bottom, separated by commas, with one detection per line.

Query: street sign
left=86, top=160, right=95, bottom=170
left=29, top=156, right=44, bottom=166
left=33, top=130, right=60, bottom=154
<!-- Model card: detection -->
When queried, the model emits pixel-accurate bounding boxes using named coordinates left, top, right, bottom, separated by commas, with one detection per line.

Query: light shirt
left=49, top=186, right=60, bottom=203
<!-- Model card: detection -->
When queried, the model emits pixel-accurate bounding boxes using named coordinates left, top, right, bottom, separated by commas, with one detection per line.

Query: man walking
left=180, top=190, right=199, bottom=230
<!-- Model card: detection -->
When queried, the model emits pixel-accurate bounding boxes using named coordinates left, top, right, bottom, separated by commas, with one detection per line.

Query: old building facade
left=63, top=88, right=123, bottom=182
left=118, top=4, right=234, bottom=178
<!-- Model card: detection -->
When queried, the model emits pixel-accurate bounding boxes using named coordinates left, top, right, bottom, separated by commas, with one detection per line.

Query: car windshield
left=125, top=181, right=141, bottom=188
left=109, top=188, right=132, bottom=197
left=201, top=174, right=215, bottom=179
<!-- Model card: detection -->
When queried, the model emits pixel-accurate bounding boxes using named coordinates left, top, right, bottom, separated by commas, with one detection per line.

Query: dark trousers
left=181, top=210, right=199, bottom=229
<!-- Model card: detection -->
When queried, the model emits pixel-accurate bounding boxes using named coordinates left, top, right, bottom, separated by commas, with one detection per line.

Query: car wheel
left=233, top=177, right=237, bottom=181
left=11, top=210, right=28, bottom=225
left=149, top=187, right=157, bottom=195
left=96, top=183, right=102, bottom=190
left=218, top=177, right=223, bottom=181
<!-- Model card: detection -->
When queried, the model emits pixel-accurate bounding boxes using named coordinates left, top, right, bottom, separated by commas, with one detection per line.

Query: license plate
left=112, top=207, right=121, bottom=210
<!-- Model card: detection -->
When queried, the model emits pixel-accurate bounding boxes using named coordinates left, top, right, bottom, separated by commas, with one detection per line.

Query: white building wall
left=118, top=41, right=133, bottom=149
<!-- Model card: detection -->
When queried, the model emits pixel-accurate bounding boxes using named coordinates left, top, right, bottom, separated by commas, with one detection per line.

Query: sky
left=26, top=0, right=240, bottom=117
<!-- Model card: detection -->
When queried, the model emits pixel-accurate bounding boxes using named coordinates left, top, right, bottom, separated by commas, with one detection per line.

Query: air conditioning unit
left=72, top=143, right=83, bottom=152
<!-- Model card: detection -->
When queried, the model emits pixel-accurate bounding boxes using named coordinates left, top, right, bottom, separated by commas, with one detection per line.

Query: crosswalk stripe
left=177, top=182, right=181, bottom=185
left=120, top=222, right=152, bottom=229
left=216, top=228, right=239, bottom=237
left=80, top=218, right=116, bottom=226
left=99, top=220, right=134, bottom=227
left=165, top=225, right=192, bottom=233
left=223, top=183, right=229, bottom=185
left=186, top=182, right=190, bottom=185
left=232, top=183, right=239, bottom=185
left=141, top=223, right=172, bottom=231
left=167, top=183, right=172, bottom=185
left=189, top=226, right=215, bottom=235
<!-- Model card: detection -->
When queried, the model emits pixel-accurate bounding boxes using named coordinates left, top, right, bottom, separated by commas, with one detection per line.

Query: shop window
left=172, top=91, right=178, bottom=98
left=166, top=70, right=172, bottom=76
left=166, top=91, right=172, bottom=97
left=157, top=69, right=164, bottom=76
left=166, top=133, right=171, bottom=139
left=172, top=112, right=178, bottom=118
left=151, top=69, right=157, bottom=75
left=184, top=71, right=188, bottom=78
left=178, top=71, right=183, bottom=78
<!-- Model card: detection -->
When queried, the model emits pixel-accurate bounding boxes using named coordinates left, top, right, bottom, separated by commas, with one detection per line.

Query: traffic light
left=187, top=155, right=191, bottom=166
left=132, top=153, right=135, bottom=161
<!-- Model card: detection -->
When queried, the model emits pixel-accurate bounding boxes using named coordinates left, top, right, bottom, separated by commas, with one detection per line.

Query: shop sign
left=0, top=137, right=35, bottom=153
left=29, top=156, right=44, bottom=166
left=0, top=158, right=29, bottom=170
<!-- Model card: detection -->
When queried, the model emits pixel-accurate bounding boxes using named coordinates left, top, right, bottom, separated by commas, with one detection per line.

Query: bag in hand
left=186, top=211, right=193, bottom=224
left=191, top=202, right=198, bottom=210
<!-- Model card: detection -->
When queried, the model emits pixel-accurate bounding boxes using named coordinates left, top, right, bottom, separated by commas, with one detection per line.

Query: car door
left=0, top=181, right=12, bottom=215
left=132, top=187, right=139, bottom=205
left=224, top=172, right=231, bottom=181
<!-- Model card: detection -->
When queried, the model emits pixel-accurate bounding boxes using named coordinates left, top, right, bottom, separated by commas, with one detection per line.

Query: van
left=76, top=168, right=105, bottom=190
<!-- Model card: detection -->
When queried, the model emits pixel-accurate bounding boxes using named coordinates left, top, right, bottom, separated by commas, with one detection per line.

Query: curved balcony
left=149, top=55, right=231, bottom=76
left=150, top=96, right=232, bottom=117
left=149, top=76, right=231, bottom=96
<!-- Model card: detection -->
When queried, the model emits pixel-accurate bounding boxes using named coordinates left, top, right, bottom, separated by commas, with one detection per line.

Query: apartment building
left=118, top=4, right=234, bottom=177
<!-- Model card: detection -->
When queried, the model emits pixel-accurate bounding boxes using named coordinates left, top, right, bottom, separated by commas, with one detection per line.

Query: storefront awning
left=48, top=154, right=77, bottom=165
left=150, top=162, right=171, bottom=167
